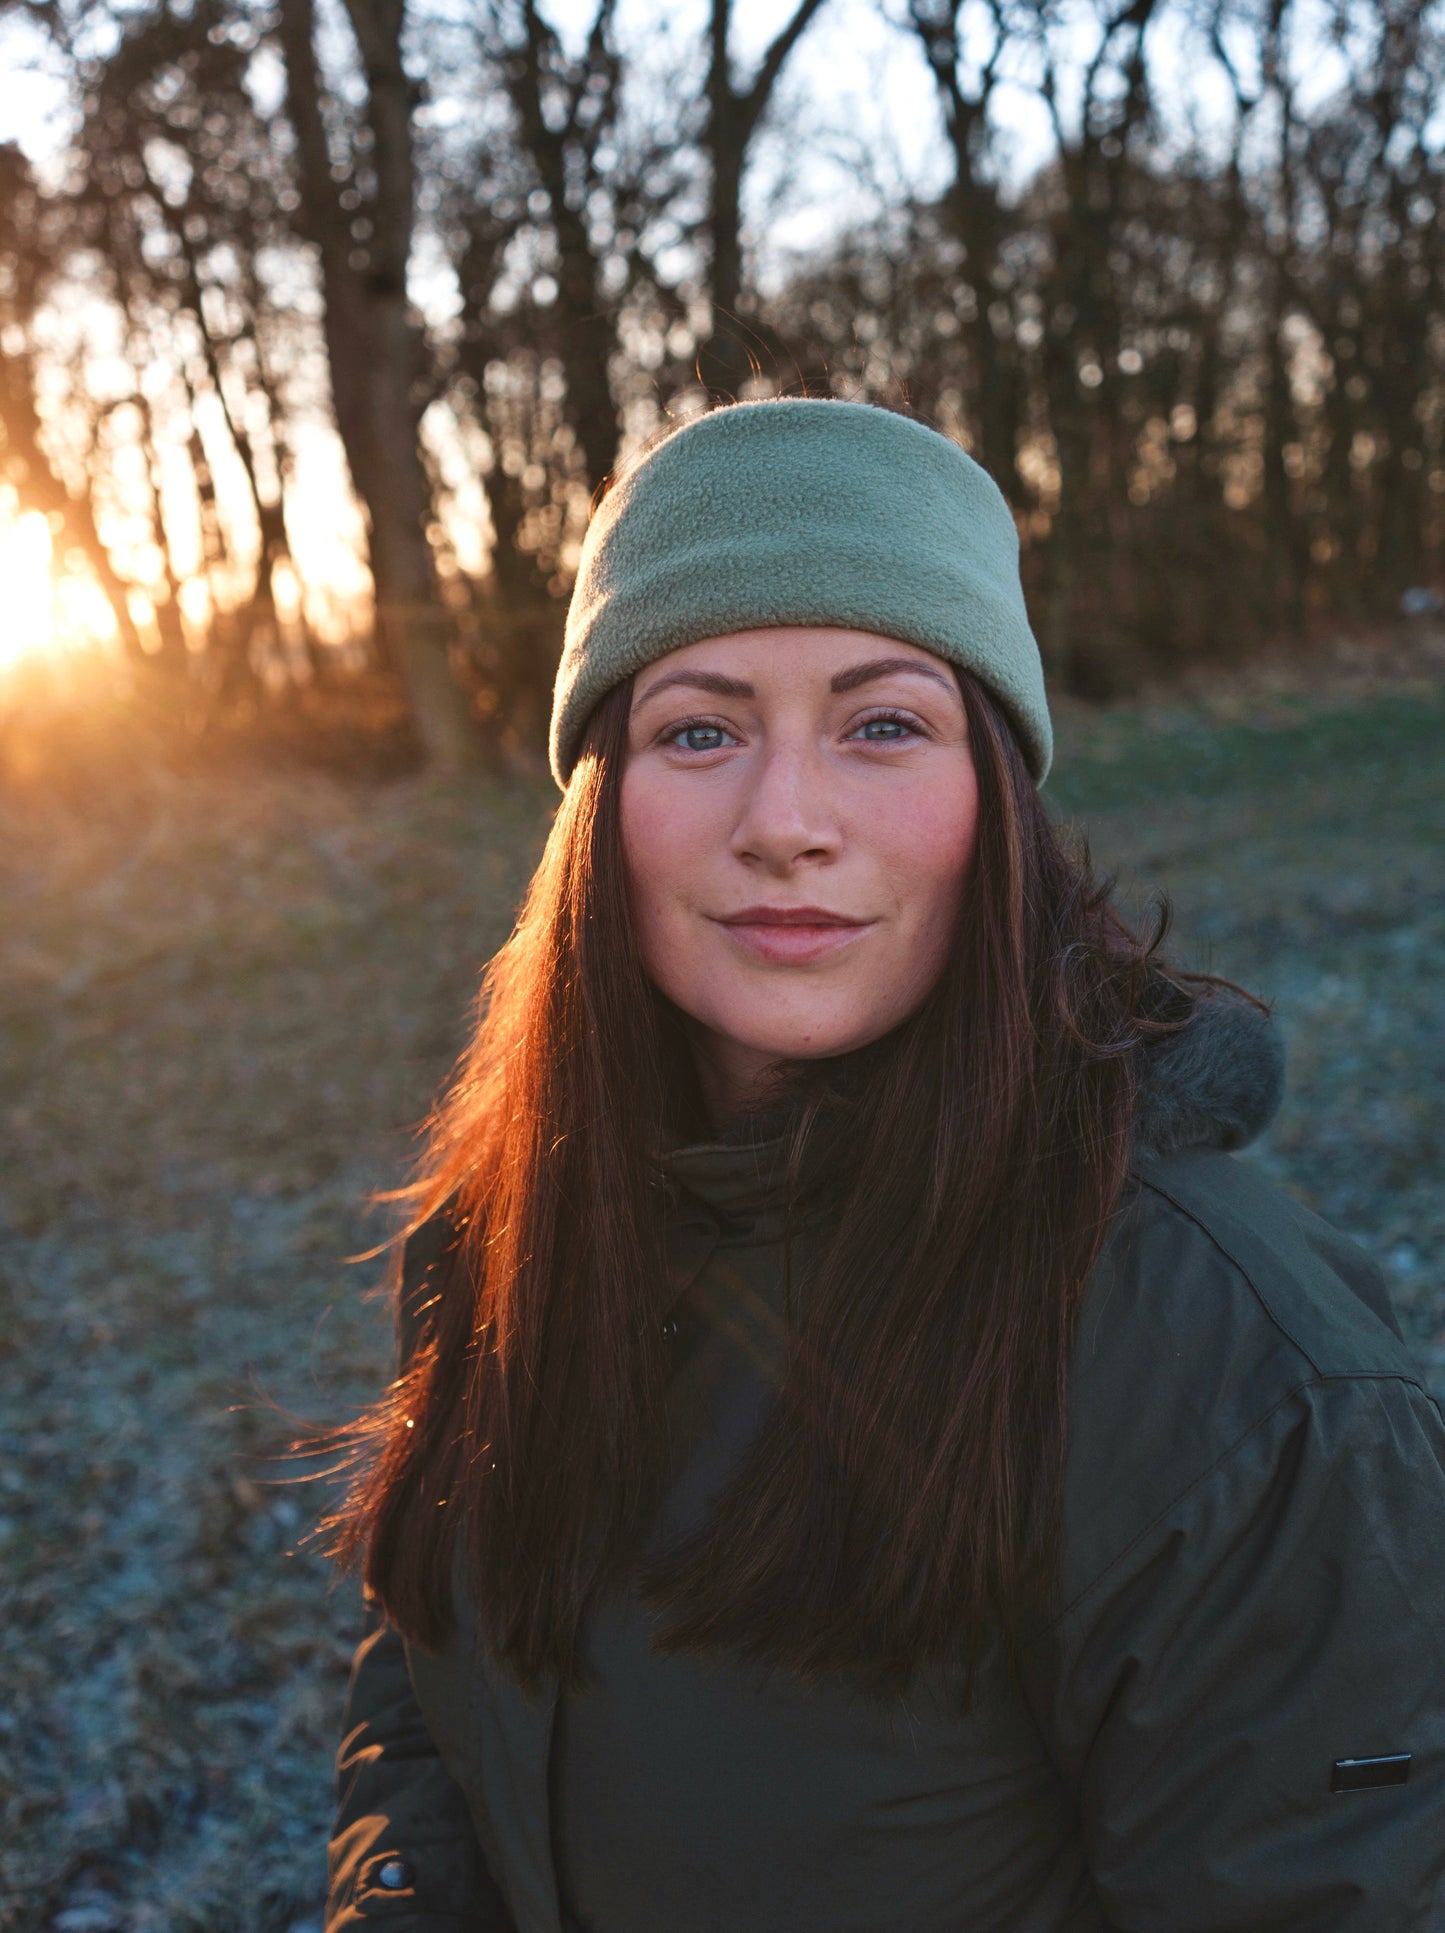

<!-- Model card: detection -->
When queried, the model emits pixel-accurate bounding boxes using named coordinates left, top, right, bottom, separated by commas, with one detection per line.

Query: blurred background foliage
left=1, top=0, right=1443, bottom=771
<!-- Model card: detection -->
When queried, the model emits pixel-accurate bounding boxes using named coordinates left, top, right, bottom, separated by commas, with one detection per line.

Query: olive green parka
left=326, top=996, right=1445, bottom=1931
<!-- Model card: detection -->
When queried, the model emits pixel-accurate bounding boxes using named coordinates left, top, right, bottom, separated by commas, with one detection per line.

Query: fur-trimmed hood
left=1134, top=987, right=1285, bottom=1160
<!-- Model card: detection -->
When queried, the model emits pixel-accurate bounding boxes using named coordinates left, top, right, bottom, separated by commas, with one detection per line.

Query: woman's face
left=620, top=626, right=979, bottom=1121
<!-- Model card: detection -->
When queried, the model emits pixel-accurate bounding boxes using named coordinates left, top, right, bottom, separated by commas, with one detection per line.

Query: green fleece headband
left=550, top=398, right=1052, bottom=785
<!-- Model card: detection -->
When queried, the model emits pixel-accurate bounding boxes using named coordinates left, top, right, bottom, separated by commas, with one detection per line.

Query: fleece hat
left=549, top=398, right=1052, bottom=786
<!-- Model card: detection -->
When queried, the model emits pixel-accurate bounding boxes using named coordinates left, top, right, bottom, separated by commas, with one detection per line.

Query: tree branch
left=742, top=0, right=830, bottom=123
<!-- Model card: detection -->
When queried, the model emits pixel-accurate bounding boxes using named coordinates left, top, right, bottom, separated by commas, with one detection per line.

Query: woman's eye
left=854, top=715, right=915, bottom=742
left=670, top=723, right=732, bottom=752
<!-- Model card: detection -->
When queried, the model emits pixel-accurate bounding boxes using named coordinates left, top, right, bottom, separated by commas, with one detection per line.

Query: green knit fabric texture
left=550, top=397, right=1052, bottom=786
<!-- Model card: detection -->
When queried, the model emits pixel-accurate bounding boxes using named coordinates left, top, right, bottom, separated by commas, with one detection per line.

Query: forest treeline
left=1, top=0, right=1442, bottom=766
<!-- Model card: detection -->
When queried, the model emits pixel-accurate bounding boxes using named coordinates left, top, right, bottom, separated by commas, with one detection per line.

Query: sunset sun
left=0, top=510, right=58, bottom=669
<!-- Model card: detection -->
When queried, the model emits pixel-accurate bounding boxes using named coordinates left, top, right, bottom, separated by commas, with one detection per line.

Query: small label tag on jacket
left=1330, top=1753, right=1412, bottom=1792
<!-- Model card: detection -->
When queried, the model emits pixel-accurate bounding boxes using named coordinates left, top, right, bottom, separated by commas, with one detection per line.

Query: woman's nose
left=730, top=739, right=841, bottom=872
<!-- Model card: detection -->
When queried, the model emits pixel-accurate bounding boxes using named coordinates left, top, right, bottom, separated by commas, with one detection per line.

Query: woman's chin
left=709, top=1015, right=896, bottom=1069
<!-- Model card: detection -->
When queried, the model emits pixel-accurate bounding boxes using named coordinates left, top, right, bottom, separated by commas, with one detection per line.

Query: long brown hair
left=326, top=670, right=1185, bottom=1691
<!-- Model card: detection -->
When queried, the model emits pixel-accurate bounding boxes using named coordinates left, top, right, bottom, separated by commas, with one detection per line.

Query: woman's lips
left=713, top=907, right=874, bottom=965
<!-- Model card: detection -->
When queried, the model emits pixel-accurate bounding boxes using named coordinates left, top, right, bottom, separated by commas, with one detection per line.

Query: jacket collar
left=661, top=986, right=1285, bottom=1232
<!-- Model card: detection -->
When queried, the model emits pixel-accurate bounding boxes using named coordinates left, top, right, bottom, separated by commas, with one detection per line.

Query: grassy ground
left=2, top=658, right=1442, bottom=1931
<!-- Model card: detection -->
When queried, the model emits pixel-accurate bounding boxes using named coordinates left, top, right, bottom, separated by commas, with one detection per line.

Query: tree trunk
left=507, top=1, right=622, bottom=490
left=908, top=6, right=1019, bottom=494
left=701, top=0, right=828, bottom=398
left=706, top=138, right=750, bottom=396
left=276, top=0, right=478, bottom=769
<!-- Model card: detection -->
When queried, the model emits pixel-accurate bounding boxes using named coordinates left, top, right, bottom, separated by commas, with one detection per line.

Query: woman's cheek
left=626, top=853, right=681, bottom=993
left=880, top=777, right=979, bottom=917
left=623, top=796, right=712, bottom=997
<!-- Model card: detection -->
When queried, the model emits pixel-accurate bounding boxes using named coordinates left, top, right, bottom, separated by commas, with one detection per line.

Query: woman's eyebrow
left=633, top=668, right=755, bottom=707
left=830, top=657, right=956, bottom=695
left=632, top=656, right=955, bottom=710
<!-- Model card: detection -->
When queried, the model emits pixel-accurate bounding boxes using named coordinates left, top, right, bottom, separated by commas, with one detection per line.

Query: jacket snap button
left=377, top=1858, right=413, bottom=1891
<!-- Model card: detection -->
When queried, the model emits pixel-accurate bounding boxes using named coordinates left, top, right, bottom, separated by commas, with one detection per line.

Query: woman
left=325, top=401, right=1445, bottom=1931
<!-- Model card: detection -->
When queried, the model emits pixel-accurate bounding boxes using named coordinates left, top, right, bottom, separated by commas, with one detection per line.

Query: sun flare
left=0, top=511, right=59, bottom=669
left=0, top=511, right=119, bottom=671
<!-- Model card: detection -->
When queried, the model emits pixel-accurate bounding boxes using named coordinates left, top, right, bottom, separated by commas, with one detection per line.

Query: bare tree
left=904, top=0, right=1024, bottom=494
left=1030, top=0, right=1164, bottom=687
left=277, top=0, right=480, bottom=768
left=73, top=3, right=315, bottom=695
left=701, top=0, right=831, bottom=395
left=1292, top=0, right=1445, bottom=602
left=482, top=0, right=628, bottom=488
left=0, top=142, right=144, bottom=659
